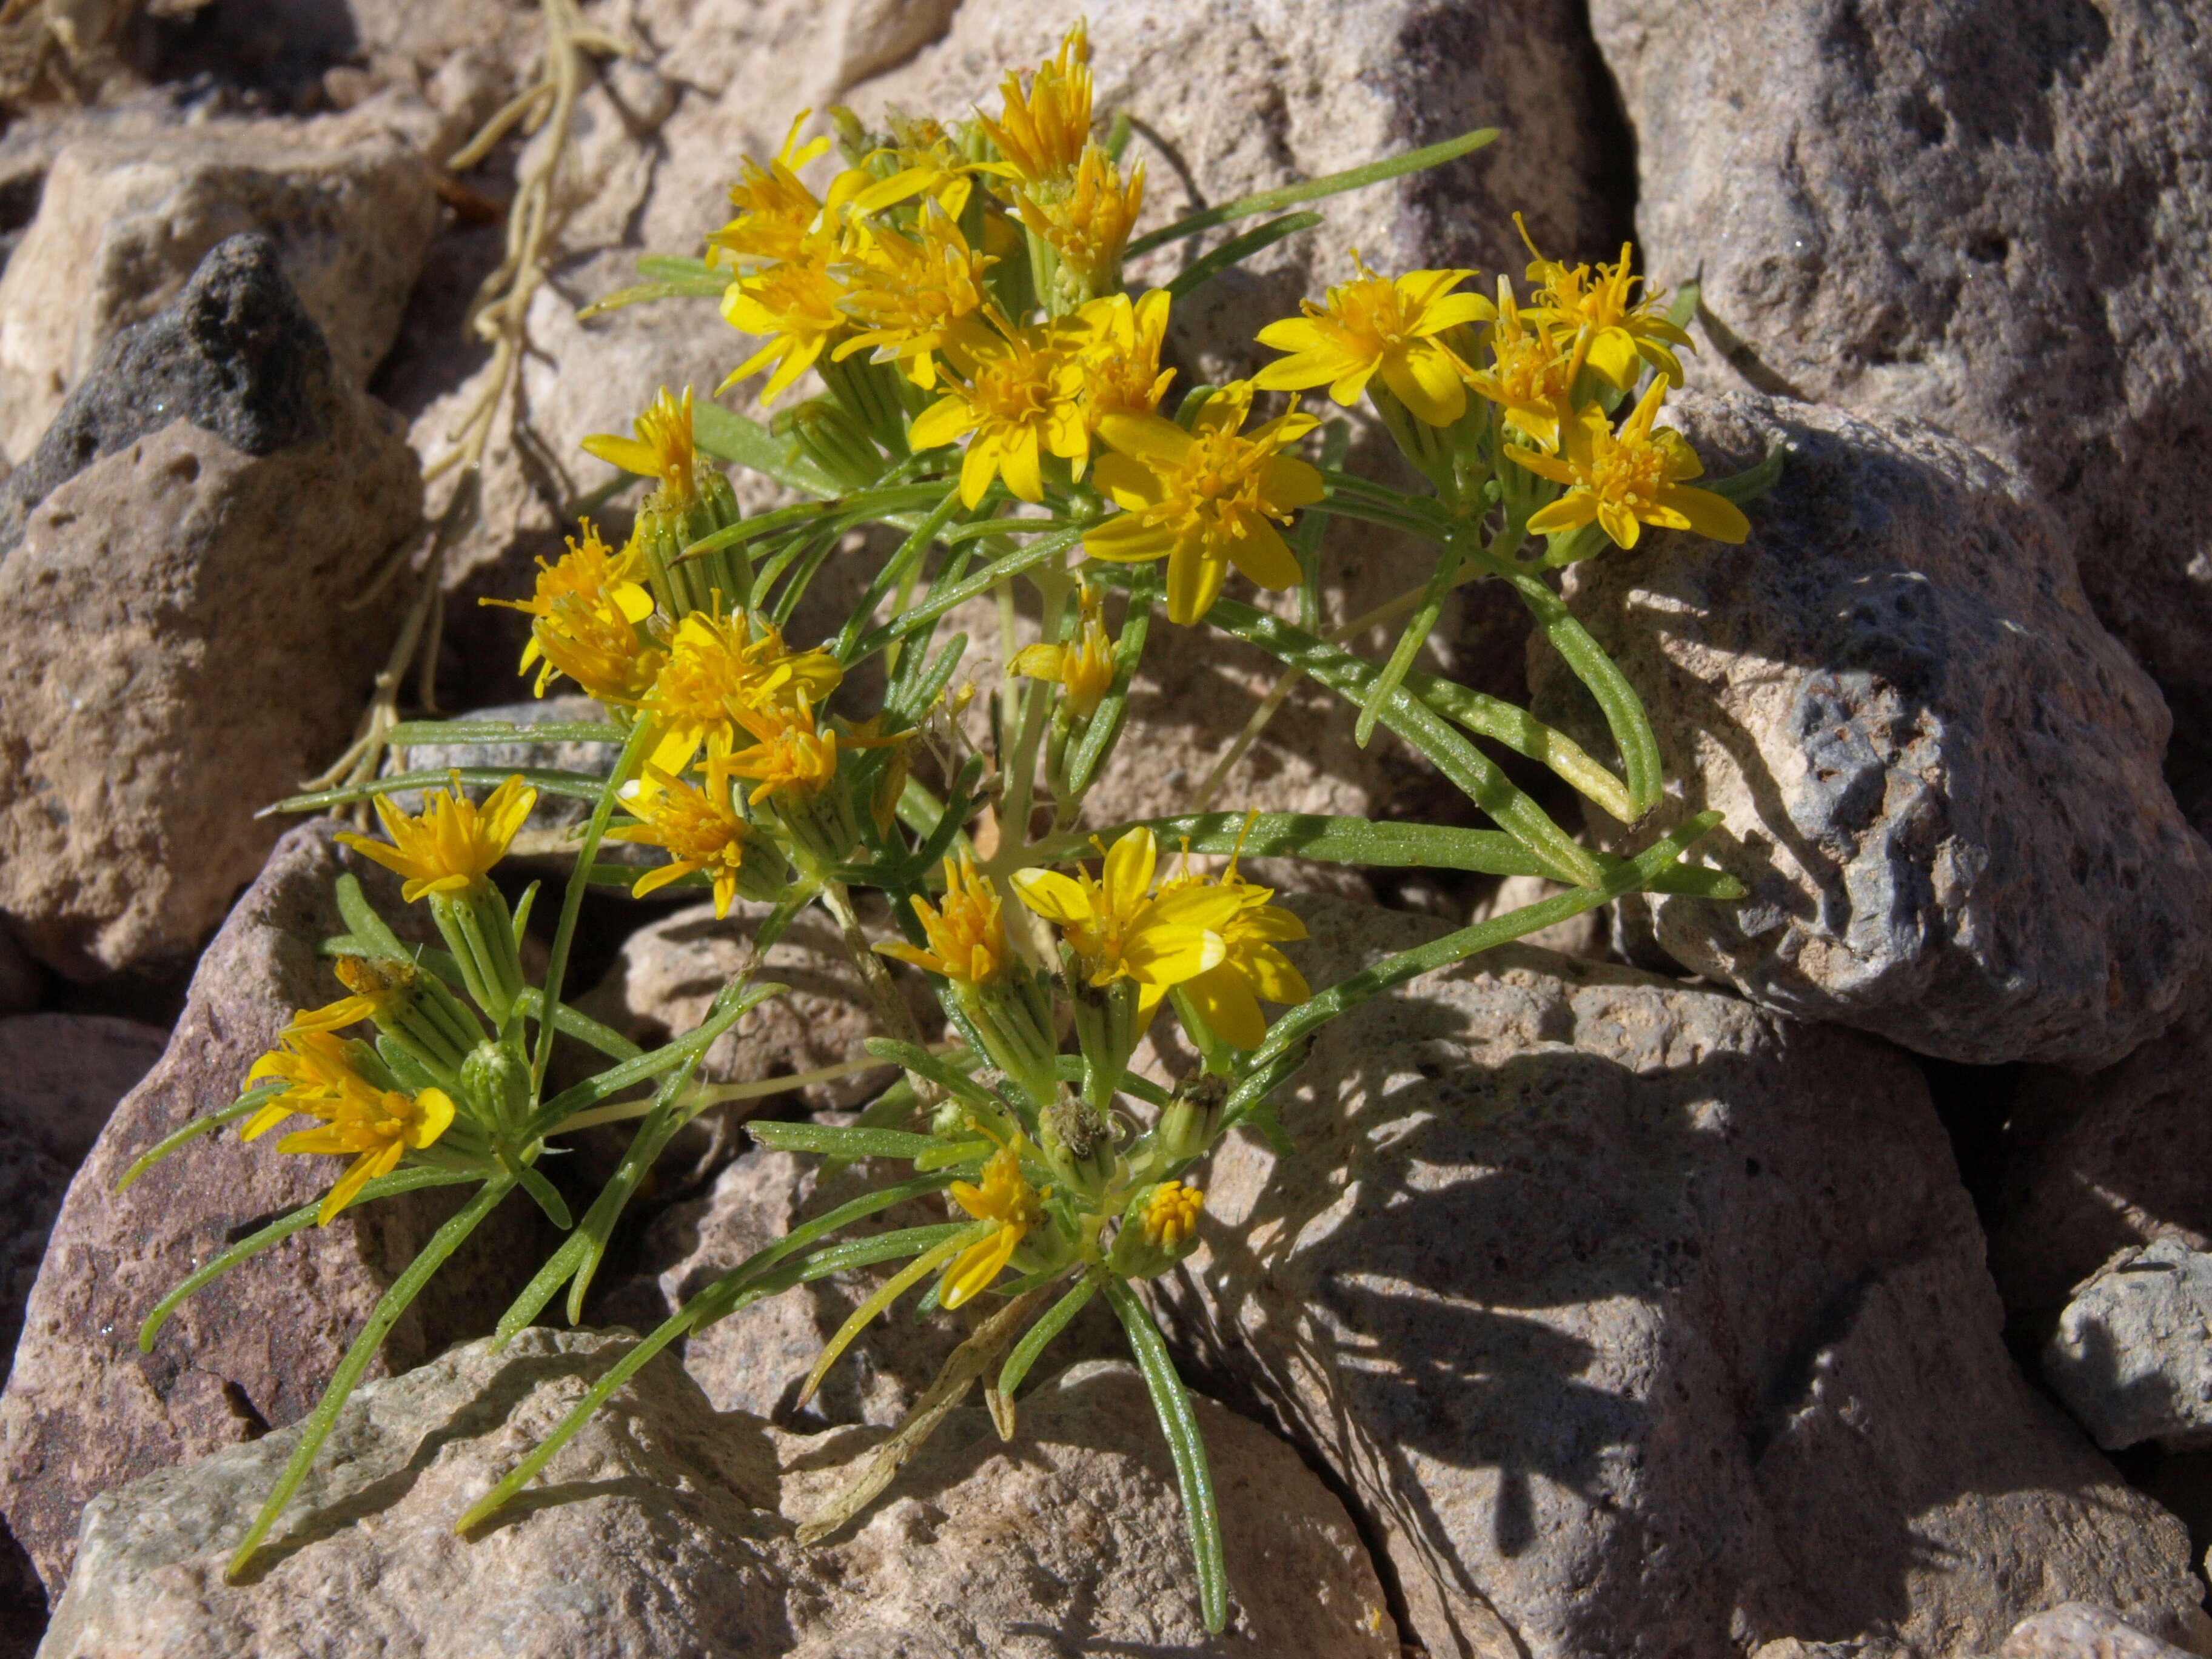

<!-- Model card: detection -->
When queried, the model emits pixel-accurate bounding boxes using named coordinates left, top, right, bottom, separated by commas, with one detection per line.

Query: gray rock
left=1148, top=896, right=2209, bottom=1658
left=1589, top=0, right=2212, bottom=752
left=0, top=1014, right=167, bottom=1167
left=36, top=1329, right=1401, bottom=1658
left=1527, top=388, right=2210, bottom=1068
left=2002, top=1602, right=2197, bottom=1659
left=1986, top=1008, right=2212, bottom=1318
left=394, top=695, right=630, bottom=861
left=0, top=244, right=422, bottom=978
left=0, top=823, right=551, bottom=1596
left=2043, top=1240, right=2212, bottom=1453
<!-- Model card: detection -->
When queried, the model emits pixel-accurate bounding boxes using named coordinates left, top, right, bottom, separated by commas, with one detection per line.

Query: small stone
left=2043, top=1239, right=2212, bottom=1453
left=35, top=1329, right=1401, bottom=1658
left=394, top=695, right=634, bottom=863
left=1529, top=388, right=2211, bottom=1068
left=2002, top=1602, right=2199, bottom=1659
left=0, top=1013, right=167, bottom=1166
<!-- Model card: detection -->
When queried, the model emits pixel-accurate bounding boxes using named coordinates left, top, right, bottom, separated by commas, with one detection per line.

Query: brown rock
left=38, top=1330, right=1401, bottom=1658
left=1529, top=389, right=2211, bottom=1068
left=0, top=823, right=552, bottom=1595
left=0, top=111, right=437, bottom=458
left=1589, top=0, right=2212, bottom=763
left=0, top=241, right=422, bottom=978
left=2002, top=1602, right=2199, bottom=1659
left=1148, top=897, right=2206, bottom=1658
left=0, top=1013, right=167, bottom=1166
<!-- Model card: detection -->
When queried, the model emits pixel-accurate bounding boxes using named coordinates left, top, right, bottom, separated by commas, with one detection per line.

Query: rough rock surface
left=1589, top=0, right=2212, bottom=746
left=0, top=823, right=551, bottom=1595
left=575, top=899, right=937, bottom=1116
left=0, top=237, right=422, bottom=978
left=1469, top=873, right=1611, bottom=962
left=1148, top=896, right=2209, bottom=1659
left=1527, top=388, right=2210, bottom=1068
left=2043, top=1239, right=2212, bottom=1453
left=0, top=1013, right=167, bottom=1166
left=38, top=1329, right=1401, bottom=1658
left=1986, top=1010, right=2212, bottom=1318
left=0, top=1127, right=70, bottom=1377
left=394, top=695, right=631, bottom=862
left=0, top=109, right=437, bottom=460
left=2002, top=1603, right=2199, bottom=1659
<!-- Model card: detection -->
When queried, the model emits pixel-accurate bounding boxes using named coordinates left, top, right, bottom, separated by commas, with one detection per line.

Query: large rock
left=1148, top=896, right=2210, bottom=1659
left=0, top=1128, right=70, bottom=1377
left=37, top=1329, right=1401, bottom=1658
left=1986, top=1010, right=2212, bottom=1319
left=0, top=236, right=422, bottom=978
left=1589, top=0, right=2212, bottom=745
left=1527, top=388, right=2211, bottom=1068
left=0, top=108, right=437, bottom=460
left=0, top=1013, right=167, bottom=1166
left=0, top=823, right=551, bottom=1596
left=2042, top=1239, right=2212, bottom=1453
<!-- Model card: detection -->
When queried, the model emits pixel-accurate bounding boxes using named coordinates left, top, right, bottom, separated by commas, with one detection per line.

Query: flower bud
left=1107, top=1180, right=1204, bottom=1279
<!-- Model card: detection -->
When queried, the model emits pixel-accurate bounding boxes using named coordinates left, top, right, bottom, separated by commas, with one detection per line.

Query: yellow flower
left=1253, top=256, right=1494, bottom=426
left=642, top=609, right=843, bottom=777
left=480, top=523, right=658, bottom=697
left=1461, top=277, right=1575, bottom=450
left=941, top=1137, right=1045, bottom=1308
left=1162, top=867, right=1310, bottom=1051
left=1515, top=216, right=1692, bottom=393
left=580, top=386, right=699, bottom=506
left=606, top=764, right=754, bottom=917
left=977, top=22, right=1092, bottom=188
left=1009, top=579, right=1114, bottom=718
left=1085, top=382, right=1324, bottom=625
left=1017, top=143, right=1143, bottom=301
left=831, top=204, right=991, bottom=390
left=710, top=700, right=841, bottom=806
left=1142, top=1181, right=1204, bottom=1250
left=708, top=111, right=831, bottom=273
left=1507, top=378, right=1750, bottom=551
left=337, top=776, right=537, bottom=903
left=877, top=852, right=1009, bottom=988
left=908, top=312, right=1090, bottom=508
left=241, top=1034, right=455, bottom=1225
left=720, top=241, right=850, bottom=403
left=1011, top=826, right=1241, bottom=1010
left=1073, top=288, right=1175, bottom=431
left=282, top=956, right=418, bottom=1039
left=843, top=113, right=1003, bottom=221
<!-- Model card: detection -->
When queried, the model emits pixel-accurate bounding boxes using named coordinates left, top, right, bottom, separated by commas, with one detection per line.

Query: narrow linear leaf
left=1165, top=212, right=1321, bottom=300
left=1104, top=1278, right=1228, bottom=1634
left=998, top=1271, right=1100, bottom=1402
left=117, top=1084, right=284, bottom=1192
left=745, top=1121, right=946, bottom=1160
left=691, top=402, right=840, bottom=498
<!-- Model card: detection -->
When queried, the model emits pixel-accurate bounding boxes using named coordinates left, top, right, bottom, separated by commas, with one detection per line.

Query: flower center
left=1588, top=434, right=1667, bottom=509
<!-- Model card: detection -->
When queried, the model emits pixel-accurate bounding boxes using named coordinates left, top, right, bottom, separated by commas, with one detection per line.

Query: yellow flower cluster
left=244, top=1029, right=455, bottom=1225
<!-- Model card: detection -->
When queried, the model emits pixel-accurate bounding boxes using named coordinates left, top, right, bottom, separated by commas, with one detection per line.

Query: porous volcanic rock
left=1527, top=388, right=2210, bottom=1068
left=36, top=1330, right=1400, bottom=1658
left=1147, top=896, right=2209, bottom=1658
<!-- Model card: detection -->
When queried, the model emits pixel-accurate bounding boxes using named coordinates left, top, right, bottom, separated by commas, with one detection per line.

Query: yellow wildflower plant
left=581, top=385, right=699, bottom=504
left=1085, top=382, right=1324, bottom=625
left=1142, top=1179, right=1204, bottom=1251
left=1253, top=256, right=1494, bottom=426
left=708, top=111, right=833, bottom=273
left=711, top=699, right=842, bottom=808
left=249, top=1069, right=457, bottom=1227
left=1011, top=826, right=1240, bottom=1007
left=243, top=1028, right=366, bottom=1128
left=908, top=311, right=1090, bottom=507
left=832, top=204, right=993, bottom=390
left=1073, top=287, right=1175, bottom=430
left=336, top=776, right=536, bottom=904
left=844, top=112, right=1002, bottom=221
left=606, top=765, right=755, bottom=917
left=1017, top=143, right=1144, bottom=303
left=1170, top=870, right=1312, bottom=1051
left=1009, top=579, right=1115, bottom=719
left=1461, top=276, right=1577, bottom=450
left=1508, top=377, right=1750, bottom=551
left=977, top=21, right=1092, bottom=189
left=941, top=1136, right=1045, bottom=1308
left=283, top=955, right=417, bottom=1038
left=1516, top=216, right=1692, bottom=393
left=877, top=852, right=1010, bottom=988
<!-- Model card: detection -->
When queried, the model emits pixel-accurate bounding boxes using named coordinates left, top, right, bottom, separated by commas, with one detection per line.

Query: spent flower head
left=942, top=1136, right=1046, bottom=1307
left=581, top=386, right=700, bottom=504
left=977, top=22, right=1092, bottom=188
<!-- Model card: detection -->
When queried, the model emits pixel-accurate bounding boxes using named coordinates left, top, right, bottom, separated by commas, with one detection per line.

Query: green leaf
left=381, top=717, right=625, bottom=748
left=848, top=526, right=1087, bottom=663
left=116, top=1084, right=284, bottom=1192
left=1709, top=442, right=1786, bottom=505
left=525, top=978, right=789, bottom=1138
left=634, top=253, right=717, bottom=282
left=575, top=278, right=727, bottom=317
left=1125, top=127, right=1498, bottom=258
left=745, top=1121, right=945, bottom=1160
left=998, top=1271, right=1100, bottom=1399
left=1165, top=212, right=1321, bottom=300
left=1065, top=563, right=1157, bottom=800
left=1396, top=669, right=1637, bottom=825
left=863, top=1037, right=1006, bottom=1114
left=1103, top=1277, right=1228, bottom=1634
left=1037, top=813, right=1546, bottom=877
left=691, top=402, right=840, bottom=499
left=266, top=766, right=609, bottom=818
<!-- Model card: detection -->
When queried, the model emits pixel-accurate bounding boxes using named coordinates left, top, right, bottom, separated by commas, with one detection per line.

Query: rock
left=0, top=1013, right=167, bottom=1166
left=0, top=236, right=422, bottom=979
left=0, top=1126, right=70, bottom=1374
left=1526, top=388, right=2211, bottom=1069
left=394, top=695, right=629, bottom=861
left=37, top=1328, right=1401, bottom=1658
left=1589, top=0, right=2212, bottom=751
left=575, top=899, right=938, bottom=1117
left=2043, top=1240, right=2212, bottom=1453
left=0, top=927, right=42, bottom=1016
left=0, top=109, right=437, bottom=461
left=1986, top=1010, right=2212, bottom=1320
left=0, top=823, right=552, bottom=1595
left=2002, top=1603, right=2198, bottom=1659
left=1147, top=896, right=2210, bottom=1658
left=1469, top=872, right=1610, bottom=961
